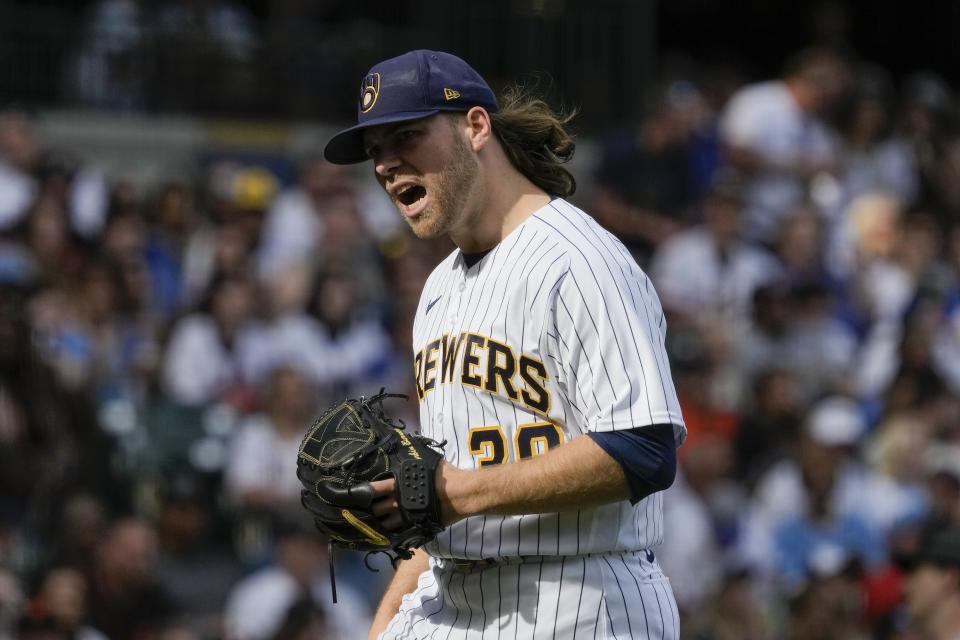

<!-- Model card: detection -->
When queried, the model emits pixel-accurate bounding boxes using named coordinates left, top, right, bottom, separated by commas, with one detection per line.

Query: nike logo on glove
left=425, top=296, right=442, bottom=314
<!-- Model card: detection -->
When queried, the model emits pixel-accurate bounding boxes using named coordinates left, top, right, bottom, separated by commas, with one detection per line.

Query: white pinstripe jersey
left=412, top=198, right=686, bottom=560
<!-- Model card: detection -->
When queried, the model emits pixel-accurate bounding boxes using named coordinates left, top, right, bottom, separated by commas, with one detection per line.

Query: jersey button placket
left=450, top=274, right=465, bottom=327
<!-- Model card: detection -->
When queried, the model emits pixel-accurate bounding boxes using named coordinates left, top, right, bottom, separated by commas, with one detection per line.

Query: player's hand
left=372, top=462, right=466, bottom=529
left=370, top=477, right=403, bottom=530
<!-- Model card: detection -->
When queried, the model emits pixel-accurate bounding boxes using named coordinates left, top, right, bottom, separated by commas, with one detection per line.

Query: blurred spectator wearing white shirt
left=162, top=275, right=260, bottom=407
left=779, top=281, right=859, bottom=400
left=0, top=111, right=108, bottom=238
left=225, top=364, right=318, bottom=516
left=660, top=436, right=731, bottom=615
left=223, top=525, right=370, bottom=640
left=0, top=110, right=41, bottom=231
left=720, top=48, right=849, bottom=244
left=739, top=397, right=917, bottom=581
left=652, top=175, right=783, bottom=405
left=830, top=194, right=942, bottom=400
left=651, top=174, right=782, bottom=324
left=256, top=157, right=344, bottom=282
left=240, top=264, right=393, bottom=395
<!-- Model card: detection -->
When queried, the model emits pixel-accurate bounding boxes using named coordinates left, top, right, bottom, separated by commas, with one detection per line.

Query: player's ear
left=463, top=106, right=493, bottom=152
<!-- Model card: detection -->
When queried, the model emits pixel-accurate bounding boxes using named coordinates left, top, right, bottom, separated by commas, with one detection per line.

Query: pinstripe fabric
left=379, top=552, right=678, bottom=639
left=396, top=199, right=685, bottom=637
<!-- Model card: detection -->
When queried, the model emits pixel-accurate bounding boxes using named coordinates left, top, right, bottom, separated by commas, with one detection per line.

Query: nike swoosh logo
left=425, top=296, right=442, bottom=314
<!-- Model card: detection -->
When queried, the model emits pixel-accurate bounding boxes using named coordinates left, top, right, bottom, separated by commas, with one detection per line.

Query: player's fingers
left=369, top=478, right=396, bottom=497
left=380, top=511, right=404, bottom=530
left=371, top=496, right=399, bottom=517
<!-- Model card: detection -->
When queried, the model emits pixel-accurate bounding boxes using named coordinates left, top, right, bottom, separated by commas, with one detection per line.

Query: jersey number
left=468, top=422, right=564, bottom=467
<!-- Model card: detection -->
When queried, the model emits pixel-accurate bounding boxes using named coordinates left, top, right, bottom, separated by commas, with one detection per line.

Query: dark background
left=2, top=0, right=957, bottom=131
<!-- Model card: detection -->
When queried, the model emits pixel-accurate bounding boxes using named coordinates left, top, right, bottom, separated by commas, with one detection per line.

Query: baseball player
left=323, top=50, right=687, bottom=639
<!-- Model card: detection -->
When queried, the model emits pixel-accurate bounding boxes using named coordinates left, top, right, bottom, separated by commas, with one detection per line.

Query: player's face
left=364, top=115, right=479, bottom=239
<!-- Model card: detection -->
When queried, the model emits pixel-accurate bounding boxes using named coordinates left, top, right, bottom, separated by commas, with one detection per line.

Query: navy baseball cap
left=324, top=50, right=499, bottom=165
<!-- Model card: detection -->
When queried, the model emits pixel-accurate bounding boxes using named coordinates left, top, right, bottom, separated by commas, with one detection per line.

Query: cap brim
left=323, top=109, right=440, bottom=165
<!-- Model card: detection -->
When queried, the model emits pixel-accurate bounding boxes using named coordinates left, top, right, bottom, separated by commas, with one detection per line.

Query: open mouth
left=397, top=184, right=427, bottom=207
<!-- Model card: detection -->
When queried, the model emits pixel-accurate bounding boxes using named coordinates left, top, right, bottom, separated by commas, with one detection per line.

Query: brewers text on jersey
left=413, top=331, right=550, bottom=413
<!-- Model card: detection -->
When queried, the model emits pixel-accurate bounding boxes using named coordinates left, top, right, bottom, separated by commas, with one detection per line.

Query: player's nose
left=374, top=150, right=403, bottom=178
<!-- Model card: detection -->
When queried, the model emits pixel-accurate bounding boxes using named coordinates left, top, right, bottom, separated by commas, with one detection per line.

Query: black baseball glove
left=297, top=391, right=446, bottom=563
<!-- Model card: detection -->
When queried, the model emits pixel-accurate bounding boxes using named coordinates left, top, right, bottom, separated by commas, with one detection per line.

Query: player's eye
left=393, top=128, right=420, bottom=147
left=364, top=144, right=380, bottom=160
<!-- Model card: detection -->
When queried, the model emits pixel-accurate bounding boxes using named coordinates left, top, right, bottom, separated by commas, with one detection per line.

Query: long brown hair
left=490, top=85, right=577, bottom=197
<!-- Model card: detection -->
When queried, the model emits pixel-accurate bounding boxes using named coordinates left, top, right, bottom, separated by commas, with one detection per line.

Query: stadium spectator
left=222, top=525, right=369, bottom=640
left=86, top=519, right=177, bottom=640
left=828, top=192, right=906, bottom=313
left=266, top=599, right=328, bottom=640
left=46, top=494, right=110, bottom=575
left=299, top=265, right=393, bottom=396
left=181, top=165, right=274, bottom=309
left=26, top=567, right=106, bottom=640
left=773, top=204, right=831, bottom=287
left=154, top=474, right=243, bottom=639
left=659, top=433, right=729, bottom=614
left=0, top=569, right=25, bottom=640
left=0, top=110, right=42, bottom=231
left=787, top=571, right=870, bottom=640
left=256, top=157, right=347, bottom=282
left=225, top=364, right=319, bottom=517
left=899, top=72, right=960, bottom=227
left=832, top=65, right=917, bottom=221
left=921, top=446, right=960, bottom=535
left=930, top=286, right=960, bottom=397
left=862, top=413, right=932, bottom=530
left=650, top=173, right=781, bottom=324
left=779, top=281, right=859, bottom=399
left=590, top=87, right=702, bottom=263
left=161, top=274, right=260, bottom=407
left=733, top=368, right=804, bottom=487
left=720, top=48, right=850, bottom=244
left=144, top=180, right=196, bottom=319
left=0, top=112, right=107, bottom=240
left=0, top=285, right=115, bottom=536
left=902, top=528, right=960, bottom=639
left=682, top=569, right=771, bottom=640
left=771, top=463, right=885, bottom=591
left=36, top=259, right=155, bottom=405
left=739, top=397, right=876, bottom=576
left=15, top=194, right=87, bottom=288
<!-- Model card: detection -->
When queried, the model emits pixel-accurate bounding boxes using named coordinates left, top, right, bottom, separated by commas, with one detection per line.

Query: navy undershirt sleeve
left=587, top=423, right=678, bottom=505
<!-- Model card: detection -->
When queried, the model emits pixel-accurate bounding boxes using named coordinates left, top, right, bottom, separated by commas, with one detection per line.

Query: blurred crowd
left=2, top=37, right=960, bottom=640
left=591, top=48, right=960, bottom=639
left=0, top=104, right=444, bottom=640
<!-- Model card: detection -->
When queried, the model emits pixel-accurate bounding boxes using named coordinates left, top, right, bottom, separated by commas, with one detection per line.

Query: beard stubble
left=408, top=128, right=480, bottom=240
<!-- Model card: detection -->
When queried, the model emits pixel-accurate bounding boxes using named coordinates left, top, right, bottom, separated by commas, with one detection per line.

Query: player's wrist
left=436, top=461, right=484, bottom=525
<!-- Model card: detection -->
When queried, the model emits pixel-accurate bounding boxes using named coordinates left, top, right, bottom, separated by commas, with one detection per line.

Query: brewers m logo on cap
left=360, top=73, right=380, bottom=113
